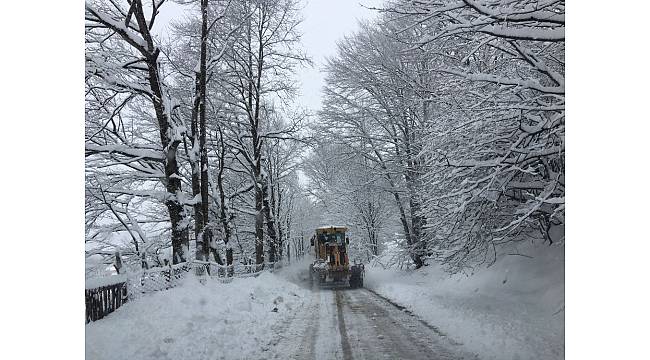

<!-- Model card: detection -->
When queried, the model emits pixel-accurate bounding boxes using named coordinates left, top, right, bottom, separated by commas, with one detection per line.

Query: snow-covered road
left=269, top=282, right=476, bottom=360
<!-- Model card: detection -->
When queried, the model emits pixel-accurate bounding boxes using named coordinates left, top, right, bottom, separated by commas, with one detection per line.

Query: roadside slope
left=366, top=243, right=564, bottom=360
left=86, top=270, right=309, bottom=360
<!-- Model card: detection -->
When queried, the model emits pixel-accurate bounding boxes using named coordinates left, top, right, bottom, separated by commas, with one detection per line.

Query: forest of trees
left=85, top=0, right=564, bottom=275
left=308, top=0, right=565, bottom=271
left=85, top=0, right=315, bottom=271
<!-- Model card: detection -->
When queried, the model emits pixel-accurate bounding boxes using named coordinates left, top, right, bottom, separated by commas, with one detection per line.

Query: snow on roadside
left=86, top=269, right=309, bottom=360
left=85, top=274, right=127, bottom=289
left=366, top=243, right=564, bottom=360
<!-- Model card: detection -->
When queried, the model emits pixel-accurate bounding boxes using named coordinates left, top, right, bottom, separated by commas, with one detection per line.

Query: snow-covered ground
left=86, top=262, right=311, bottom=360
left=365, top=242, right=564, bottom=360
left=86, top=248, right=563, bottom=360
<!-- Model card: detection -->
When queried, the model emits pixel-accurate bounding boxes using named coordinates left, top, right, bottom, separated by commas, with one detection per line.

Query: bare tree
left=85, top=0, right=310, bottom=271
left=217, top=0, right=307, bottom=267
left=385, top=0, right=565, bottom=271
left=318, top=20, right=434, bottom=268
left=312, top=0, right=564, bottom=271
left=85, top=0, right=192, bottom=264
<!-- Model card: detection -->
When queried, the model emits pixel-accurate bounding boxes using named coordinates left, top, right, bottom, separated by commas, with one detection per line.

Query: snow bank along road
left=87, top=263, right=477, bottom=360
left=268, top=282, right=477, bottom=360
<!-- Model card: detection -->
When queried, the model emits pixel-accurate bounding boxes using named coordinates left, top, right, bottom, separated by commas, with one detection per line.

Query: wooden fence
left=85, top=281, right=128, bottom=323
left=85, top=259, right=289, bottom=323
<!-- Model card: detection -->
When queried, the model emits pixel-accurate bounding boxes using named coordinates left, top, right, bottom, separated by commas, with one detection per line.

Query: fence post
left=165, top=263, right=172, bottom=289
left=122, top=282, right=128, bottom=305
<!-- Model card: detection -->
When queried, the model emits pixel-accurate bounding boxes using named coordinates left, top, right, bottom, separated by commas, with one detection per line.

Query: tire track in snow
left=293, top=286, right=321, bottom=359
left=271, top=269, right=475, bottom=360
left=313, top=289, right=343, bottom=360
left=335, top=290, right=353, bottom=360
left=364, top=288, right=463, bottom=346
left=338, top=288, right=475, bottom=360
left=269, top=285, right=342, bottom=360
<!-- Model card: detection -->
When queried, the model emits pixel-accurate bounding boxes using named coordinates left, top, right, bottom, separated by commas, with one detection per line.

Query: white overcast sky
left=295, top=0, right=383, bottom=112
left=155, top=0, right=384, bottom=113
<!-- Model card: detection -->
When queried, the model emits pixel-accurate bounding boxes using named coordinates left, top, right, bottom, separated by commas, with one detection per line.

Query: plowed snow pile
left=86, top=271, right=308, bottom=360
left=366, top=242, right=564, bottom=360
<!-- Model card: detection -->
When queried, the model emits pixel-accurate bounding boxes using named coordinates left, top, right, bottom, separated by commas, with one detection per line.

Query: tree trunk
left=246, top=6, right=265, bottom=268
left=191, top=74, right=203, bottom=260
left=216, top=127, right=231, bottom=267
left=197, top=0, right=213, bottom=262
left=405, top=167, right=425, bottom=268
left=154, top=71, right=188, bottom=265
left=262, top=175, right=278, bottom=263
left=255, top=180, right=265, bottom=266
left=226, top=248, right=233, bottom=276
left=126, top=1, right=190, bottom=264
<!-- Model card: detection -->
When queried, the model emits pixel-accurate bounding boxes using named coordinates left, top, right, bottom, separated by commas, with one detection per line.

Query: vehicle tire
left=349, top=274, right=358, bottom=288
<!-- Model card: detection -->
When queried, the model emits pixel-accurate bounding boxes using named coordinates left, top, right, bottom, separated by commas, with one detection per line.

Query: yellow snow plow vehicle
left=309, top=226, right=364, bottom=288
